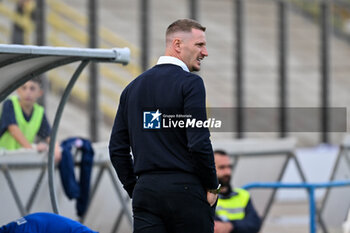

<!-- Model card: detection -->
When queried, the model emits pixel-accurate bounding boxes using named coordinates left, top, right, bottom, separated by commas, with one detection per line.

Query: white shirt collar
left=156, top=56, right=189, bottom=72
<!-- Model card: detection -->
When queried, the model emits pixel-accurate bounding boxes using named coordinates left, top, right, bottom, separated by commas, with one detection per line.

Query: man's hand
left=214, top=220, right=234, bottom=233
left=36, top=142, right=48, bottom=152
left=207, top=191, right=218, bottom=206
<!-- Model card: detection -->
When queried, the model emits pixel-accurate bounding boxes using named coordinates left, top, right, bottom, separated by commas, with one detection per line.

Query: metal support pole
left=320, top=1, right=330, bottom=143
left=235, top=0, right=244, bottom=138
left=292, top=152, right=307, bottom=182
left=26, top=168, right=46, bottom=212
left=259, top=152, right=290, bottom=224
left=107, top=165, right=133, bottom=225
left=111, top=193, right=134, bottom=233
left=36, top=0, right=45, bottom=46
left=48, top=60, right=89, bottom=214
left=318, top=216, right=329, bottom=233
left=308, top=187, right=316, bottom=233
left=278, top=0, right=288, bottom=137
left=189, top=0, right=198, bottom=20
left=2, top=165, right=26, bottom=216
left=140, top=0, right=149, bottom=71
left=89, top=0, right=99, bottom=142
left=111, top=209, right=126, bottom=233
left=81, top=165, right=105, bottom=223
left=242, top=181, right=350, bottom=233
left=36, top=0, right=48, bottom=108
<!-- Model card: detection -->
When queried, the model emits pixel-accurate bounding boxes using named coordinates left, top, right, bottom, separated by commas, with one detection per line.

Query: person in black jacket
left=214, top=150, right=261, bottom=233
left=109, top=19, right=219, bottom=233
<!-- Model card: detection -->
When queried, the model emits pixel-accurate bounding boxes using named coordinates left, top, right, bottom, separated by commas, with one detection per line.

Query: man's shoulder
left=1, top=98, right=14, bottom=112
left=232, top=188, right=251, bottom=200
left=122, top=65, right=204, bottom=95
left=186, top=72, right=203, bottom=82
left=3, top=96, right=43, bottom=111
left=33, top=101, right=45, bottom=111
left=128, top=65, right=201, bottom=85
left=3, top=98, right=13, bottom=106
left=149, top=64, right=202, bottom=79
left=182, top=72, right=205, bottom=90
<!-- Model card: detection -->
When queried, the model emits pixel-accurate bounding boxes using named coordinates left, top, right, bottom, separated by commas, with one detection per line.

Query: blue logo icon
left=143, top=109, right=162, bottom=129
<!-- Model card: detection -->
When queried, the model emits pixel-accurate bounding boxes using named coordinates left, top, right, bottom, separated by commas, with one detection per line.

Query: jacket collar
left=156, top=56, right=189, bottom=72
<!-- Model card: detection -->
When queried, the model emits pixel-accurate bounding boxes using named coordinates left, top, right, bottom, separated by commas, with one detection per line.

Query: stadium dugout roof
left=0, top=44, right=130, bottom=214
left=0, top=44, right=130, bottom=102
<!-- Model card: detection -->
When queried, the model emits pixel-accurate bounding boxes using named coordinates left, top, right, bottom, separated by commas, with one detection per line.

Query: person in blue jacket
left=0, top=212, right=98, bottom=233
left=214, top=150, right=261, bottom=233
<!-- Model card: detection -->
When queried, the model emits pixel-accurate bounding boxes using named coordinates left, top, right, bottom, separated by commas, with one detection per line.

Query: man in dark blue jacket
left=214, top=150, right=261, bottom=233
left=109, top=19, right=219, bottom=233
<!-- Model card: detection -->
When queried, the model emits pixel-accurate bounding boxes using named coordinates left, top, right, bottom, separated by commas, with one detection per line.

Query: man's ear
left=38, top=89, right=44, bottom=97
left=173, top=38, right=181, bottom=53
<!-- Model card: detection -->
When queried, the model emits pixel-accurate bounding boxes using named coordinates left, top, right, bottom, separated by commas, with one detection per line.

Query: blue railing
left=242, top=180, right=350, bottom=233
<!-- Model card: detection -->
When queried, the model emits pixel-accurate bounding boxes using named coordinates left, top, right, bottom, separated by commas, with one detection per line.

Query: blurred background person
left=0, top=212, right=98, bottom=233
left=0, top=78, right=61, bottom=162
left=214, top=150, right=261, bottom=233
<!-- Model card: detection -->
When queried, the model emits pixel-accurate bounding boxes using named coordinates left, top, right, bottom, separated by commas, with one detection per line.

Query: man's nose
left=202, top=47, right=208, bottom=57
left=222, top=169, right=229, bottom=175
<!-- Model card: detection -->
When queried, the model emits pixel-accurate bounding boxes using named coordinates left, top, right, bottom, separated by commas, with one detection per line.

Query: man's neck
left=20, top=102, right=33, bottom=116
left=165, top=51, right=181, bottom=60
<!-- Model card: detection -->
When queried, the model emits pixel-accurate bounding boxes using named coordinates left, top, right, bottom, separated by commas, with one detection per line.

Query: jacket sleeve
left=183, top=76, right=218, bottom=190
left=109, top=90, right=137, bottom=198
left=231, top=199, right=262, bottom=233
left=0, top=100, right=17, bottom=130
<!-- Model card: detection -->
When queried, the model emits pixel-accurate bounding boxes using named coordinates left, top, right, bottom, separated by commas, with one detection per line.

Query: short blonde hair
left=166, top=19, right=206, bottom=37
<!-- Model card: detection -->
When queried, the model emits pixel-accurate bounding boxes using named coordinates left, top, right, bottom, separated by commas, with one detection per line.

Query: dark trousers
left=132, top=172, right=215, bottom=233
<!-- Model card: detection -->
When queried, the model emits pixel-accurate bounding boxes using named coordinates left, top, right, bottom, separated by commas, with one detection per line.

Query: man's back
left=109, top=19, right=219, bottom=233
left=121, top=64, right=210, bottom=175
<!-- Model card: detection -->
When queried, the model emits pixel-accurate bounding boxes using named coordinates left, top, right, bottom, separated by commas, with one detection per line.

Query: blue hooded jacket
left=59, top=137, right=94, bottom=217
